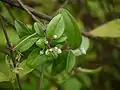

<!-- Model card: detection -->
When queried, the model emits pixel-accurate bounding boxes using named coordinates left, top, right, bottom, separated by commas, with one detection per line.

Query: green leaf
left=19, top=60, right=34, bottom=77
left=76, top=72, right=92, bottom=88
left=66, top=51, right=75, bottom=73
left=15, top=20, right=31, bottom=37
left=0, top=72, right=9, bottom=82
left=46, top=14, right=65, bottom=39
left=90, top=19, right=120, bottom=37
left=52, top=51, right=75, bottom=75
left=72, top=36, right=90, bottom=56
left=14, top=33, right=39, bottom=52
left=26, top=48, right=51, bottom=68
left=60, top=9, right=82, bottom=49
left=52, top=51, right=68, bottom=75
left=34, top=22, right=44, bottom=36
left=54, top=35, right=67, bottom=43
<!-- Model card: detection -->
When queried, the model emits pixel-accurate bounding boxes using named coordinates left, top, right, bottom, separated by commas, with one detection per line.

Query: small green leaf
left=66, top=51, right=75, bottom=73
left=46, top=14, right=65, bottom=39
left=60, top=9, right=82, bottom=49
left=34, top=22, right=44, bottom=36
left=72, top=36, right=90, bottom=56
left=27, top=48, right=51, bottom=68
left=15, top=20, right=31, bottom=37
left=36, top=37, right=46, bottom=48
left=90, top=19, right=120, bottom=37
left=0, top=72, right=9, bottom=82
left=76, top=72, right=92, bottom=88
left=14, top=33, right=39, bottom=52
left=54, top=35, right=67, bottom=43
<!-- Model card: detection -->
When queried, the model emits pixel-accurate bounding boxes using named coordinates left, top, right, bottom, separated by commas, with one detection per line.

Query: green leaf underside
left=52, top=51, right=75, bottom=75
left=46, top=14, right=65, bottom=39
left=90, top=19, right=120, bottom=37
left=60, top=9, right=82, bottom=49
left=34, top=22, right=44, bottom=36
left=26, top=48, right=51, bottom=68
left=14, top=33, right=39, bottom=52
left=15, top=20, right=32, bottom=38
left=66, top=51, right=75, bottom=73
left=72, top=36, right=89, bottom=56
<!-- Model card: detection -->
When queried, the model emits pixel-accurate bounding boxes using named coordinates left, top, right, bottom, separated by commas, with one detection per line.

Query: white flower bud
left=54, top=47, right=58, bottom=50
left=45, top=40, right=48, bottom=44
left=49, top=48, right=53, bottom=52
left=53, top=35, right=57, bottom=39
left=80, top=48, right=86, bottom=54
left=57, top=49, right=62, bottom=54
left=40, top=51, right=44, bottom=55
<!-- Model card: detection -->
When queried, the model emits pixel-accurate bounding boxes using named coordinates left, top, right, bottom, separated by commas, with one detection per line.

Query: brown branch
left=0, top=17, right=22, bottom=90
left=16, top=0, right=44, bottom=28
left=2, top=0, right=52, bottom=21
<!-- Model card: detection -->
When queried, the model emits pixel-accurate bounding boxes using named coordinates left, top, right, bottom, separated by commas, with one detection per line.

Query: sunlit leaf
left=46, top=14, right=65, bottom=39
left=90, top=19, right=120, bottom=37
left=14, top=33, right=39, bottom=52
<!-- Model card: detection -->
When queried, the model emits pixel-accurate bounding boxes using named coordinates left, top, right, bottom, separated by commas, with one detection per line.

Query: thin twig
left=2, top=0, right=52, bottom=21
left=16, top=0, right=44, bottom=28
left=0, top=14, right=15, bottom=29
left=4, top=4, right=15, bottom=20
left=0, top=17, right=22, bottom=90
left=38, top=65, right=44, bottom=90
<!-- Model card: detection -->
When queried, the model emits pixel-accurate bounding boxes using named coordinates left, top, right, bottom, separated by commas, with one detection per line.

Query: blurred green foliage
left=0, top=0, right=120, bottom=90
